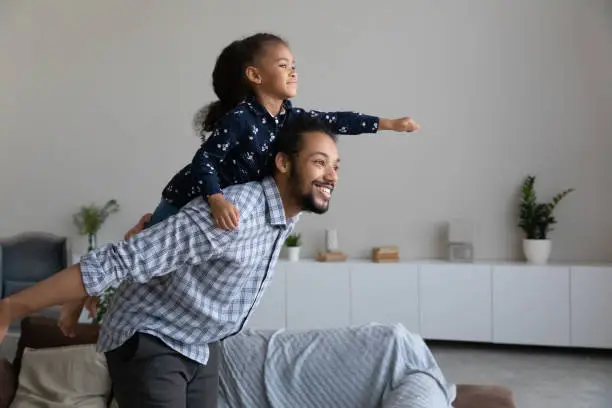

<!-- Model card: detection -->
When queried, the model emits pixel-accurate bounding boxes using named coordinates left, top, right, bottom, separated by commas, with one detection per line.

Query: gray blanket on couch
left=218, top=323, right=456, bottom=408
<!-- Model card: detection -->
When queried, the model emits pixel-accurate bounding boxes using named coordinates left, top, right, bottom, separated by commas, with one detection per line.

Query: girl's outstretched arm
left=294, top=109, right=419, bottom=135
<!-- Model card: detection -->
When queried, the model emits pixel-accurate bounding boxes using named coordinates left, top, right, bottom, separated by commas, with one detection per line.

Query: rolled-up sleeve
left=79, top=203, right=223, bottom=296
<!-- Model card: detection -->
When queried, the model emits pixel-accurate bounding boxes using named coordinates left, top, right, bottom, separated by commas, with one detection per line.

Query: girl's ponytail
left=194, top=33, right=288, bottom=140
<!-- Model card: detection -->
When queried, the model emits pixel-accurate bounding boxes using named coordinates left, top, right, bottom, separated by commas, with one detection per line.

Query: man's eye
left=279, top=64, right=287, bottom=68
left=314, top=160, right=325, bottom=166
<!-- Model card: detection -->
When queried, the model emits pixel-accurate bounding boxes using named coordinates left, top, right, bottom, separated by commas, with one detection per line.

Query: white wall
left=1, top=0, right=611, bottom=261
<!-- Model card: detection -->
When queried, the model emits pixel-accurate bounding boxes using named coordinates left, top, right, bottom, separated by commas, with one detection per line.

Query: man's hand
left=379, top=117, right=420, bottom=133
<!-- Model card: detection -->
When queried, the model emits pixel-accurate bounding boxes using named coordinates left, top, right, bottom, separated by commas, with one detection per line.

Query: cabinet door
left=285, top=262, right=350, bottom=330
left=419, top=264, right=492, bottom=342
left=245, top=267, right=287, bottom=330
left=493, top=265, right=570, bottom=346
left=570, top=266, right=612, bottom=348
left=350, top=263, right=419, bottom=333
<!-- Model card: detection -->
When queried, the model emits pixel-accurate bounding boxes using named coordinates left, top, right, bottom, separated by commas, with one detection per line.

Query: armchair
left=0, top=232, right=71, bottom=329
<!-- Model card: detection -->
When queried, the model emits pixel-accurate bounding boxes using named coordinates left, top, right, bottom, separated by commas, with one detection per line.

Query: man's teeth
left=316, top=186, right=331, bottom=195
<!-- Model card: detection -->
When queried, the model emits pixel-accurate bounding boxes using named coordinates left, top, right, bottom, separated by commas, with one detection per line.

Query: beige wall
left=1, top=0, right=611, bottom=261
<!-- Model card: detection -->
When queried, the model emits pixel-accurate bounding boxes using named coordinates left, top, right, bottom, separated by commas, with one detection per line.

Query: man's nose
left=325, top=167, right=338, bottom=183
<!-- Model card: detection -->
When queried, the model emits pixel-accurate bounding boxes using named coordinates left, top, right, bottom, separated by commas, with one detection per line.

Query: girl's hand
left=391, top=117, right=420, bottom=132
left=209, top=195, right=240, bottom=230
left=124, top=213, right=153, bottom=240
left=379, top=117, right=420, bottom=133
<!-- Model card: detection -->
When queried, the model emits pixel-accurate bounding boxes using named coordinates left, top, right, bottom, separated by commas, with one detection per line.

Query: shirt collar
left=261, top=176, right=299, bottom=227
left=245, top=95, right=293, bottom=119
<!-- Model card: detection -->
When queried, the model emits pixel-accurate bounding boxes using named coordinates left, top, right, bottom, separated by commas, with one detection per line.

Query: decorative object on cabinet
left=325, top=229, right=339, bottom=252
left=518, top=175, right=574, bottom=264
left=371, top=246, right=399, bottom=263
left=316, top=251, right=348, bottom=262
left=285, top=234, right=301, bottom=262
left=317, top=228, right=347, bottom=262
left=447, top=219, right=475, bottom=262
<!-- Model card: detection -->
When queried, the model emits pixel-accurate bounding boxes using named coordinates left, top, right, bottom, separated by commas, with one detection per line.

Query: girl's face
left=247, top=42, right=298, bottom=100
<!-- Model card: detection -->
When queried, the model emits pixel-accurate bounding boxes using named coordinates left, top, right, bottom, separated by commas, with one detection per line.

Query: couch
left=0, top=232, right=70, bottom=298
left=0, top=233, right=70, bottom=330
left=0, top=317, right=516, bottom=408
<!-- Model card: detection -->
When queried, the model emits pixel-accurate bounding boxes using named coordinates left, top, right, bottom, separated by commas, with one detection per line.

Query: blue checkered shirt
left=79, top=177, right=298, bottom=365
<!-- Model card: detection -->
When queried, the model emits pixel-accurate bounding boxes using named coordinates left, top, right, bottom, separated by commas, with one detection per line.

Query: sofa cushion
left=10, top=344, right=111, bottom=408
left=0, top=359, right=16, bottom=408
left=13, top=316, right=99, bottom=377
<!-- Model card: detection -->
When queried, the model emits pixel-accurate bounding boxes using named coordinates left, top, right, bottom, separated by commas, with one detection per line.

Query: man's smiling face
left=287, top=130, right=339, bottom=214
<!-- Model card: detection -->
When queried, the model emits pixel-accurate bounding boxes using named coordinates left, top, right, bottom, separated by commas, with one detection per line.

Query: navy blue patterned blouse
left=162, top=96, right=380, bottom=207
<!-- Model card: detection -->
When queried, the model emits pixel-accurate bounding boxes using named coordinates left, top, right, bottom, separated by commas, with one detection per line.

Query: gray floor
left=2, top=336, right=612, bottom=407
left=430, top=343, right=612, bottom=407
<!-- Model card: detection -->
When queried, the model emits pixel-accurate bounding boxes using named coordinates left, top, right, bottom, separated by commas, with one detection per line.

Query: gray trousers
left=106, top=332, right=220, bottom=408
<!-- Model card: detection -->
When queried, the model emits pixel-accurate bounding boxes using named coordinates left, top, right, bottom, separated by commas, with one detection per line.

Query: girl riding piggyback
left=152, top=32, right=421, bottom=230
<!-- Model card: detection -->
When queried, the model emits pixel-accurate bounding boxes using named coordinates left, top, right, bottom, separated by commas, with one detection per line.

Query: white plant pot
left=523, top=239, right=551, bottom=264
left=287, top=246, right=301, bottom=262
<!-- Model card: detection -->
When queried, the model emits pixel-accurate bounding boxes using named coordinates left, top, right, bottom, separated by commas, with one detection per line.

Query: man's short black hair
left=270, top=115, right=337, bottom=173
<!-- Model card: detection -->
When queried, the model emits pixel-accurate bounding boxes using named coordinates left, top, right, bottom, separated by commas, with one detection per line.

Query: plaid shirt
left=79, top=177, right=298, bottom=365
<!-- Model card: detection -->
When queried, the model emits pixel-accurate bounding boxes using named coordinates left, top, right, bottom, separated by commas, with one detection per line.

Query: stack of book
left=317, top=251, right=348, bottom=262
left=371, top=246, right=400, bottom=263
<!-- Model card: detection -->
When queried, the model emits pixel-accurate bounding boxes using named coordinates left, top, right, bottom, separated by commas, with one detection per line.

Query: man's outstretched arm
left=82, top=205, right=222, bottom=296
left=0, top=206, right=223, bottom=335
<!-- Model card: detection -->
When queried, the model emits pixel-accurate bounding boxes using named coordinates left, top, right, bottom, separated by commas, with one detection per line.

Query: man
left=0, top=114, right=340, bottom=408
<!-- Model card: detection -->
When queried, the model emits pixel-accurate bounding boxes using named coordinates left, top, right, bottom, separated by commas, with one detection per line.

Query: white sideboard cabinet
left=245, top=259, right=612, bottom=349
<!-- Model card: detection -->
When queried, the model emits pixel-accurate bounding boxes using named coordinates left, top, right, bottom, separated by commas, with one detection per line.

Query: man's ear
left=245, top=65, right=262, bottom=85
left=274, top=152, right=291, bottom=174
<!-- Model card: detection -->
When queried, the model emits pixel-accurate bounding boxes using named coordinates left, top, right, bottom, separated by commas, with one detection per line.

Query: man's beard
left=288, top=166, right=330, bottom=214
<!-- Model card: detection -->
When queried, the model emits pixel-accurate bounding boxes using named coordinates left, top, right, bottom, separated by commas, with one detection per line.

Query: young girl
left=58, top=32, right=420, bottom=335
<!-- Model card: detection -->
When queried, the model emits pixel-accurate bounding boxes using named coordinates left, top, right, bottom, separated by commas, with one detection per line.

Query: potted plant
left=518, top=175, right=574, bottom=264
left=285, top=234, right=302, bottom=262
left=73, top=199, right=120, bottom=251
left=73, top=199, right=120, bottom=323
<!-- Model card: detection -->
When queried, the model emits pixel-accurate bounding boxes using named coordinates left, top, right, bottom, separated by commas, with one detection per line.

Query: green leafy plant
left=73, top=199, right=120, bottom=323
left=518, top=175, right=574, bottom=240
left=73, top=199, right=120, bottom=250
left=95, top=287, right=116, bottom=324
left=285, top=234, right=301, bottom=247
